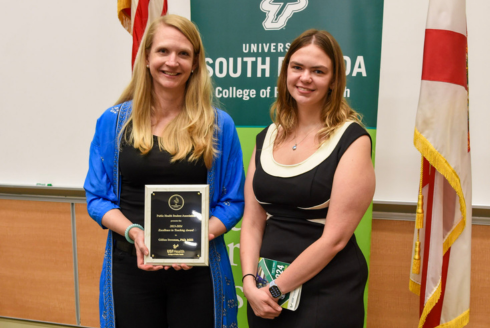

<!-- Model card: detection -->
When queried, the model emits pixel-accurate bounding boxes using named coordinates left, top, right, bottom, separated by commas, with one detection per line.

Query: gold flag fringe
left=411, top=280, right=470, bottom=328
left=443, top=218, right=466, bottom=255
left=413, top=128, right=467, bottom=255
left=438, top=309, right=470, bottom=328
left=413, top=129, right=469, bottom=328
left=117, top=0, right=132, bottom=34
left=418, top=280, right=442, bottom=328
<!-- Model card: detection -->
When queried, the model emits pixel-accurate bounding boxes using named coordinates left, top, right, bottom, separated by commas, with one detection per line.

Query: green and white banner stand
left=192, top=1, right=383, bottom=326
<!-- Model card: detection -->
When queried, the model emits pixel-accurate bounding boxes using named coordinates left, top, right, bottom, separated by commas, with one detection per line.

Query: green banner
left=192, top=0, right=383, bottom=128
left=192, top=1, right=383, bottom=326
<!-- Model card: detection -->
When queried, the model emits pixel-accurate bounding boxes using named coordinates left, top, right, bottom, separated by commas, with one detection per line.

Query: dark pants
left=112, top=246, right=215, bottom=328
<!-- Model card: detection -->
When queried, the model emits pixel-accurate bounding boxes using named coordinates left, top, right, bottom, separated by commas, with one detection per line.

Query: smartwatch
left=269, top=279, right=283, bottom=298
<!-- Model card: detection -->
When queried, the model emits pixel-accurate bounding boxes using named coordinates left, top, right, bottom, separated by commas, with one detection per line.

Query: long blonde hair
left=116, top=15, right=216, bottom=168
left=271, top=29, right=362, bottom=146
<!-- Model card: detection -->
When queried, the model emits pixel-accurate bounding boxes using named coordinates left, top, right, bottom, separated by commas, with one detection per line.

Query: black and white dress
left=247, top=121, right=370, bottom=328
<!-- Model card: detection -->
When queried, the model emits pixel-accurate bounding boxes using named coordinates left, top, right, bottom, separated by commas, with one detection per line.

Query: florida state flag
left=117, top=0, right=168, bottom=67
left=410, top=1, right=472, bottom=327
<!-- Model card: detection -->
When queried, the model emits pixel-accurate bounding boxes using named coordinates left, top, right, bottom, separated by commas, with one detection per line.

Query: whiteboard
left=0, top=0, right=488, bottom=207
left=0, top=0, right=189, bottom=189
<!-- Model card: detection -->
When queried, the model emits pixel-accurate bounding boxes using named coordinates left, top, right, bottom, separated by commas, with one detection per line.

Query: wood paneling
left=0, top=199, right=76, bottom=325
left=1, top=199, right=488, bottom=328
left=469, top=225, right=490, bottom=328
left=75, top=203, right=107, bottom=328
left=367, top=219, right=419, bottom=328
left=367, top=219, right=490, bottom=328
left=0, top=317, right=73, bottom=328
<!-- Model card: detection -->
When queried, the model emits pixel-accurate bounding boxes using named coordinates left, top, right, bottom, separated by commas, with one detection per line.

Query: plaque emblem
left=168, top=194, right=184, bottom=210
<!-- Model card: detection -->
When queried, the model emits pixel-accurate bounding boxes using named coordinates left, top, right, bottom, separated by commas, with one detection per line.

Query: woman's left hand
left=164, top=233, right=216, bottom=271
left=244, top=282, right=282, bottom=319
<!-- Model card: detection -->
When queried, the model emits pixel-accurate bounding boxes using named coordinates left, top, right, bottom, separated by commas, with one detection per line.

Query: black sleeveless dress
left=247, top=122, right=369, bottom=328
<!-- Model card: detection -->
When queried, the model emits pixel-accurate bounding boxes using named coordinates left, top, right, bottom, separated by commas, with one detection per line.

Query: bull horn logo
left=260, top=0, right=308, bottom=30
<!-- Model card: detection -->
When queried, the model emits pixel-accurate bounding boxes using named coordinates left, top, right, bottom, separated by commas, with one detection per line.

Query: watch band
left=269, top=279, right=283, bottom=298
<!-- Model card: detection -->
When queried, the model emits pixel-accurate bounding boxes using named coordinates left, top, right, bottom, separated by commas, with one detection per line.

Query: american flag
left=117, top=0, right=168, bottom=67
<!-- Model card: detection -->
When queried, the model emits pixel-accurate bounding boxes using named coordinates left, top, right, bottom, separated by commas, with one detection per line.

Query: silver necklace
left=292, top=126, right=320, bottom=151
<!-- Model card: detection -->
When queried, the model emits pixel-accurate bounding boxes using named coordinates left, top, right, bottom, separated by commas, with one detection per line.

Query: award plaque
left=144, top=185, right=209, bottom=266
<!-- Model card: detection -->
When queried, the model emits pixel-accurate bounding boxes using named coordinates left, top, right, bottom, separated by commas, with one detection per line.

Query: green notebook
left=256, top=257, right=302, bottom=311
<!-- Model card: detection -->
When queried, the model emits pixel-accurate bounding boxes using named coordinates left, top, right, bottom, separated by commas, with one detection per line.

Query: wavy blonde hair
left=116, top=14, right=216, bottom=168
left=271, top=29, right=362, bottom=147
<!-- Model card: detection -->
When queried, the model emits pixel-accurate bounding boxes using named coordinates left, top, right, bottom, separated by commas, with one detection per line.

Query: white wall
left=0, top=0, right=488, bottom=206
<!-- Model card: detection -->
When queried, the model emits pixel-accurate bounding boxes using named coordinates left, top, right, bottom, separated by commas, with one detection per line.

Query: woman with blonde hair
left=240, top=29, right=375, bottom=327
left=84, top=14, right=244, bottom=328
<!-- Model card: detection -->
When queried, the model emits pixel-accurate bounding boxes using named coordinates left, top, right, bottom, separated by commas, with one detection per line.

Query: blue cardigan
left=84, top=101, right=245, bottom=328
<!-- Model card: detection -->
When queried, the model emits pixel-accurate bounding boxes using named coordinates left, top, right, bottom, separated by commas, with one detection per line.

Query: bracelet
left=125, top=224, right=144, bottom=244
left=242, top=273, right=256, bottom=283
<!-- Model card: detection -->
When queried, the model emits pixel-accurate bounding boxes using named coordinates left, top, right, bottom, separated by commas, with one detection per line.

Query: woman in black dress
left=240, top=29, right=375, bottom=327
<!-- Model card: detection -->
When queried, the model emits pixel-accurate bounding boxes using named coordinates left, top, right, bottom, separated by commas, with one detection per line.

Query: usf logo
left=260, top=0, right=308, bottom=30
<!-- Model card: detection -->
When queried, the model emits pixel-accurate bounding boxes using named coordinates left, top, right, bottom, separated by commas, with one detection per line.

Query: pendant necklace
left=292, top=126, right=320, bottom=151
